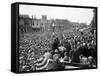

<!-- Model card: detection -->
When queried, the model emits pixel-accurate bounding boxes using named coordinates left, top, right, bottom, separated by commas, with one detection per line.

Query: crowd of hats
left=19, top=31, right=96, bottom=71
left=19, top=33, right=54, bottom=71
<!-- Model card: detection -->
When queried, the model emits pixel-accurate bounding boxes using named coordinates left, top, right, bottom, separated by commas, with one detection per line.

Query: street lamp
left=52, top=22, right=55, bottom=32
left=52, top=21, right=55, bottom=38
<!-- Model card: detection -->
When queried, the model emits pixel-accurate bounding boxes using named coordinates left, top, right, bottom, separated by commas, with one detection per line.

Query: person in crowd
left=63, top=52, right=71, bottom=63
left=52, top=37, right=60, bottom=54
left=58, top=44, right=66, bottom=57
left=53, top=49, right=61, bottom=60
left=64, top=39, right=72, bottom=57
left=79, top=55, right=88, bottom=64
left=71, top=47, right=81, bottom=63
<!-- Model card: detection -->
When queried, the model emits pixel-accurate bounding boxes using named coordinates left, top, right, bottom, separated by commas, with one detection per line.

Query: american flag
left=34, top=52, right=54, bottom=70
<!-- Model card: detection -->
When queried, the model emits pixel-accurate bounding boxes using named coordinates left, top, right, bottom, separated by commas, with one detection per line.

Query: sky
left=19, top=5, right=94, bottom=25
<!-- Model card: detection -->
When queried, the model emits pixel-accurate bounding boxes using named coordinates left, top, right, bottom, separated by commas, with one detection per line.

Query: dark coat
left=81, top=45, right=91, bottom=57
left=52, top=39, right=59, bottom=52
left=64, top=42, right=72, bottom=55
left=72, top=49, right=80, bottom=63
left=72, top=46, right=83, bottom=63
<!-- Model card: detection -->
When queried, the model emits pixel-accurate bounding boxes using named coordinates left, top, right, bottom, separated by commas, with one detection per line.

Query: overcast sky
left=19, top=5, right=94, bottom=25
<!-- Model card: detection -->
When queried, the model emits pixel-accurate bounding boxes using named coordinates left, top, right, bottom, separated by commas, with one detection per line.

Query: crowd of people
left=19, top=30, right=97, bottom=72
left=51, top=32, right=96, bottom=65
